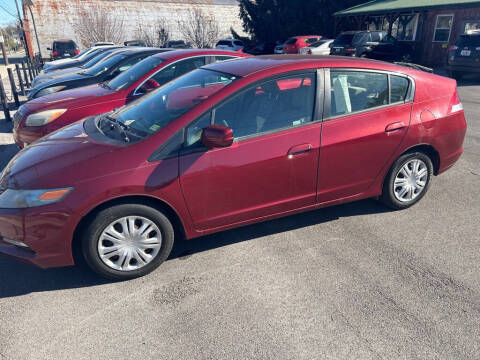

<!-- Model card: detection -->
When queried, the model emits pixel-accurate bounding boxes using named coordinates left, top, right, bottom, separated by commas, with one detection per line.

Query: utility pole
left=0, top=30, right=9, bottom=66
left=14, top=0, right=31, bottom=59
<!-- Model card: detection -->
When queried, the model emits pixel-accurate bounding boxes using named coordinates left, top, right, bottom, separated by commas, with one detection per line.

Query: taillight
left=75, top=49, right=79, bottom=55
left=450, top=90, right=463, bottom=114
left=449, top=45, right=458, bottom=51
left=307, top=49, right=312, bottom=55
left=52, top=50, right=58, bottom=56
left=346, top=47, right=356, bottom=54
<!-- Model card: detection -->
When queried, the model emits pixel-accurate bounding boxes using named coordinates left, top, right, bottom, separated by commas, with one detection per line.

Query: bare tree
left=135, top=20, right=171, bottom=47
left=177, top=8, right=219, bottom=48
left=74, top=9, right=125, bottom=47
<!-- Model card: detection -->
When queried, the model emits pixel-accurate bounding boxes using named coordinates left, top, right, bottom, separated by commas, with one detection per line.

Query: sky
left=0, top=0, right=20, bottom=27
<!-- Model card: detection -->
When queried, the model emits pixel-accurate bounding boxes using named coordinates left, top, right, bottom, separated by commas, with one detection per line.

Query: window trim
left=133, top=55, right=208, bottom=96
left=433, top=14, right=454, bottom=43
left=323, top=68, right=415, bottom=121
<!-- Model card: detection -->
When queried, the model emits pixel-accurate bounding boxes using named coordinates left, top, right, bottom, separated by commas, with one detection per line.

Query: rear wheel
left=381, top=152, right=433, bottom=210
left=82, top=204, right=174, bottom=280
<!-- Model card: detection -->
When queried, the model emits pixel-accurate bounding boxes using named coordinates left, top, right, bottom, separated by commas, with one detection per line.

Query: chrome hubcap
left=98, top=216, right=161, bottom=271
left=393, top=159, right=428, bottom=202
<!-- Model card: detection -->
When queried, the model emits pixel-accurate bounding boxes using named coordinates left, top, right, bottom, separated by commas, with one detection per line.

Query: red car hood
left=24, top=84, right=118, bottom=112
left=0, top=122, right=116, bottom=189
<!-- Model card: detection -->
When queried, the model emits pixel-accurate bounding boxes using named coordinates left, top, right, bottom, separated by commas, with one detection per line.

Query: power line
left=0, top=1, right=17, bottom=19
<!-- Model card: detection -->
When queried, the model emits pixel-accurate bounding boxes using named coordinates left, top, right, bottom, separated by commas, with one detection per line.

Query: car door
left=179, top=71, right=323, bottom=230
left=317, top=69, right=413, bottom=203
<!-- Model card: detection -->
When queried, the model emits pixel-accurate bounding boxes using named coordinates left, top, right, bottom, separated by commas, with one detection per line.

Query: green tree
left=238, top=0, right=366, bottom=45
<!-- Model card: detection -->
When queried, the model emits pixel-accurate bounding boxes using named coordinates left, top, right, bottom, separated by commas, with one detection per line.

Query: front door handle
left=287, top=143, right=312, bottom=158
left=385, top=121, right=406, bottom=132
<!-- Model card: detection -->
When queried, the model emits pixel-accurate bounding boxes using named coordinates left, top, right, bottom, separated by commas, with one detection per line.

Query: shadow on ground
left=0, top=198, right=391, bottom=298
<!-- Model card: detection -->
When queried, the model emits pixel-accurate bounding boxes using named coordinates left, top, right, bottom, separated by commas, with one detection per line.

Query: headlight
left=35, top=85, right=66, bottom=98
left=0, top=188, right=73, bottom=209
left=25, top=109, right=67, bottom=126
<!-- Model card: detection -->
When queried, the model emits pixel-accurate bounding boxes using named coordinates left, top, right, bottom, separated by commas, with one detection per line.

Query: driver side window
left=213, top=73, right=316, bottom=139
left=152, top=57, right=206, bottom=87
left=185, top=112, right=212, bottom=147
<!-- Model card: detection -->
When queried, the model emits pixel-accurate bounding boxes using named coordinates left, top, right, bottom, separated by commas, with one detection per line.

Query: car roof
left=204, top=55, right=420, bottom=78
left=152, top=48, right=246, bottom=61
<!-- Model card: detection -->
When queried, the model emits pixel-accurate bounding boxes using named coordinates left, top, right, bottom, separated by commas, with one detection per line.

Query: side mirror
left=201, top=125, right=233, bottom=148
left=141, top=79, right=160, bottom=93
left=47, top=47, right=51, bottom=50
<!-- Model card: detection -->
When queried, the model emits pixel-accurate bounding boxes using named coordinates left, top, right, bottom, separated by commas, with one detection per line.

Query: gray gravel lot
left=0, top=75, right=479, bottom=360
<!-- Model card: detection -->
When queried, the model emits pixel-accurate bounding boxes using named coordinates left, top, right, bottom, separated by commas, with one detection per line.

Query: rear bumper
left=0, top=206, right=78, bottom=268
left=447, top=64, right=480, bottom=73
left=438, top=147, right=464, bottom=175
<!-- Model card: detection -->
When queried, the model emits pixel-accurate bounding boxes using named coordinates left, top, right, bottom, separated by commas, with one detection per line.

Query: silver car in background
left=299, top=39, right=334, bottom=55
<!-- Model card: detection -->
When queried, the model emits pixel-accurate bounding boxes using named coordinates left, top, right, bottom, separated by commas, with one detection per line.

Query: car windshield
left=217, top=40, right=232, bottom=46
left=333, top=34, right=354, bottom=45
left=310, top=40, right=328, bottom=47
left=107, top=56, right=164, bottom=91
left=82, top=50, right=116, bottom=69
left=54, top=41, right=75, bottom=51
left=104, top=69, right=239, bottom=141
left=285, top=38, right=297, bottom=45
left=83, top=53, right=128, bottom=76
left=352, top=33, right=369, bottom=45
left=456, top=35, right=480, bottom=47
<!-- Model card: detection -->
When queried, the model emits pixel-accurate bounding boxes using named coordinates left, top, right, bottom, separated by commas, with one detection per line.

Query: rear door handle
left=385, top=121, right=406, bottom=132
left=287, top=143, right=312, bottom=157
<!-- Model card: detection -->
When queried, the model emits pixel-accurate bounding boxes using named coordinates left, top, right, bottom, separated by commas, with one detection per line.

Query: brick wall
left=24, top=0, right=245, bottom=53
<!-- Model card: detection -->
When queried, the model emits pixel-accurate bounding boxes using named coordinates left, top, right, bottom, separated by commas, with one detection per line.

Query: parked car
left=365, top=35, right=415, bottom=62
left=299, top=39, right=334, bottom=55
left=32, top=48, right=130, bottom=87
left=91, top=42, right=115, bottom=47
left=274, top=41, right=285, bottom=54
left=47, top=40, right=79, bottom=61
left=42, top=46, right=121, bottom=73
left=216, top=39, right=244, bottom=52
left=27, top=48, right=166, bottom=100
left=14, top=50, right=246, bottom=148
left=447, top=31, right=480, bottom=80
left=283, top=35, right=323, bottom=54
left=124, top=40, right=147, bottom=47
left=2, top=56, right=466, bottom=280
left=166, top=40, right=190, bottom=49
left=330, top=31, right=385, bottom=57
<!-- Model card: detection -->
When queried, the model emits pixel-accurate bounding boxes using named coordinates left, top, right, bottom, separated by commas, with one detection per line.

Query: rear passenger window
left=390, top=75, right=410, bottom=103
left=330, top=71, right=388, bottom=116
left=214, top=73, right=316, bottom=139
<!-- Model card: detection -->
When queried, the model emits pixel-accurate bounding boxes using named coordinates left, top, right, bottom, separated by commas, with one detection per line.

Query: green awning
left=335, top=0, right=480, bottom=16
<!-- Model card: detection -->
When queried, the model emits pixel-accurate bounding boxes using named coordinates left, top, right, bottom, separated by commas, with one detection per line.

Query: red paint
left=0, top=56, right=467, bottom=269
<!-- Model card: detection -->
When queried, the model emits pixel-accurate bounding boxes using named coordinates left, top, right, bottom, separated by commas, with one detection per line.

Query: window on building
left=397, top=14, right=419, bottom=41
left=433, top=14, right=454, bottom=42
left=463, top=21, right=480, bottom=34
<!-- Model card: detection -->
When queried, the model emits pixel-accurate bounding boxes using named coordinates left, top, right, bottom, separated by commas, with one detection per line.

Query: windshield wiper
left=104, top=115, right=131, bottom=143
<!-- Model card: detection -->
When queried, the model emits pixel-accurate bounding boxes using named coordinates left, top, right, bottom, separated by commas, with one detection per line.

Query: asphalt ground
left=0, top=74, right=479, bottom=360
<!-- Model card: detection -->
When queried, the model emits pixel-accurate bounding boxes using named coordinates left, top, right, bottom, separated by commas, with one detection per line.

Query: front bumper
left=0, top=206, right=79, bottom=268
left=13, top=126, right=48, bottom=149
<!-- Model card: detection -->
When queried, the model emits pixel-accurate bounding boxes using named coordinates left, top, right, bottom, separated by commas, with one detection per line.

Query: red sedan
left=0, top=56, right=466, bottom=280
left=13, top=49, right=246, bottom=148
left=283, top=35, right=323, bottom=54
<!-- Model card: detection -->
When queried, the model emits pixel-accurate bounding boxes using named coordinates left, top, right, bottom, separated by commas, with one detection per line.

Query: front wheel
left=82, top=204, right=174, bottom=280
left=381, top=152, right=433, bottom=210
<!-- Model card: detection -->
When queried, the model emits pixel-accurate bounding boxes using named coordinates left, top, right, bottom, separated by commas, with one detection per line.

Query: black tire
left=81, top=203, right=174, bottom=280
left=381, top=152, right=434, bottom=210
